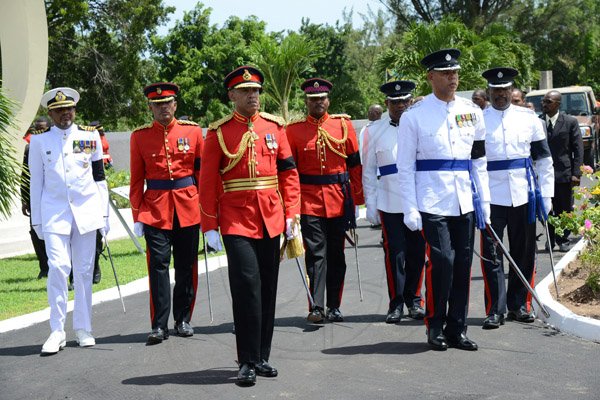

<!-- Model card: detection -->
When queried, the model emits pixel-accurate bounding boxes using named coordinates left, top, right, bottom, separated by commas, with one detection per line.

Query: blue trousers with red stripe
left=380, top=211, right=425, bottom=312
left=421, top=212, right=474, bottom=337
left=480, top=203, right=536, bottom=315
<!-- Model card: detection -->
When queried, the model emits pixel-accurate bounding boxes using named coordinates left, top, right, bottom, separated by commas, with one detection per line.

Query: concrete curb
left=0, top=254, right=229, bottom=334
left=537, top=238, right=600, bottom=343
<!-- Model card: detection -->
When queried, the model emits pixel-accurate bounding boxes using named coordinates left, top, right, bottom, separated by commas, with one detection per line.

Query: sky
left=159, top=0, right=384, bottom=35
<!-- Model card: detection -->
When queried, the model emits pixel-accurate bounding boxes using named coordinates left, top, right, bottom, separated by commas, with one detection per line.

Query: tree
left=377, top=18, right=537, bottom=95
left=45, top=0, right=174, bottom=129
left=0, top=86, right=19, bottom=218
left=380, top=0, right=522, bottom=33
left=248, top=33, right=319, bottom=121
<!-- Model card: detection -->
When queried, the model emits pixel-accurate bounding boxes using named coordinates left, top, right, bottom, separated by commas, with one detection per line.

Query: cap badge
left=55, top=91, right=67, bottom=102
left=445, top=53, right=451, bottom=61
left=243, top=69, right=252, bottom=81
left=497, top=72, right=503, bottom=78
left=313, top=82, right=320, bottom=88
left=395, top=84, right=401, bottom=91
left=156, top=87, right=162, bottom=95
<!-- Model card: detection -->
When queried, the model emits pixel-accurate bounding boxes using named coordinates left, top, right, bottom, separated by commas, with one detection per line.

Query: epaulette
left=78, top=124, right=96, bottom=132
left=405, top=100, right=424, bottom=112
left=208, top=114, right=233, bottom=130
left=259, top=112, right=285, bottom=126
left=286, top=116, right=306, bottom=126
left=31, top=127, right=50, bottom=135
left=330, top=113, right=352, bottom=120
left=512, top=106, right=536, bottom=115
left=131, top=122, right=153, bottom=133
left=177, top=119, right=199, bottom=126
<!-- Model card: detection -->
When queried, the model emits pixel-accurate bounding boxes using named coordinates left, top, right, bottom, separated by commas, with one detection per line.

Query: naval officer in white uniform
left=362, top=80, right=426, bottom=324
left=396, top=49, right=490, bottom=351
left=29, top=87, right=109, bottom=355
left=479, top=67, right=554, bottom=329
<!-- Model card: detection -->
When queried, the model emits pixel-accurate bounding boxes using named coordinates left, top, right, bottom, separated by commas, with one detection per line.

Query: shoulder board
left=208, top=114, right=234, bottom=130
left=78, top=125, right=96, bottom=132
left=513, top=106, right=536, bottom=115
left=286, top=116, right=307, bottom=126
left=330, top=113, right=352, bottom=120
left=131, top=122, right=153, bottom=133
left=457, top=97, right=480, bottom=110
left=405, top=101, right=424, bottom=112
left=259, top=112, right=284, bottom=126
left=177, top=119, right=199, bottom=126
left=31, top=127, right=50, bottom=135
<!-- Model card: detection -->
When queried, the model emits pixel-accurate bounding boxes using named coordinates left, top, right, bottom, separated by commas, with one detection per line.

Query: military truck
left=526, top=86, right=600, bottom=168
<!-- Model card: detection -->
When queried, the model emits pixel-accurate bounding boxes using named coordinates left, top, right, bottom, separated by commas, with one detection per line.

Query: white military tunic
left=362, top=116, right=402, bottom=214
left=29, top=125, right=106, bottom=235
left=483, top=105, right=554, bottom=205
left=396, top=94, right=490, bottom=216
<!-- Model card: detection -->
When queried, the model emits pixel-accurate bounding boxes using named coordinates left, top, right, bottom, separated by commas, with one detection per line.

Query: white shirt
left=29, top=124, right=106, bottom=235
left=362, top=116, right=403, bottom=213
left=484, top=105, right=554, bottom=206
left=396, top=93, right=490, bottom=216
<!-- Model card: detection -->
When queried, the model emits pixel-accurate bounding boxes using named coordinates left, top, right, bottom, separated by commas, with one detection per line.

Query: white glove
left=482, top=201, right=491, bottom=225
left=99, top=217, right=110, bottom=237
left=366, top=207, right=380, bottom=225
left=543, top=197, right=552, bottom=215
left=32, top=225, right=43, bottom=240
left=133, top=222, right=144, bottom=237
left=205, top=230, right=223, bottom=251
left=285, top=218, right=299, bottom=239
left=403, top=210, right=422, bottom=231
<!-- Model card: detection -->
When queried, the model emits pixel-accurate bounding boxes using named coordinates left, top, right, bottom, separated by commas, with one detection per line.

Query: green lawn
left=0, top=236, right=217, bottom=321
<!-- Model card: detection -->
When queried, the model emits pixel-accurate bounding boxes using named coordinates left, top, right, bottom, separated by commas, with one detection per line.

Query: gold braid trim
left=318, top=118, right=348, bottom=159
left=200, top=203, right=217, bottom=219
left=216, top=126, right=258, bottom=177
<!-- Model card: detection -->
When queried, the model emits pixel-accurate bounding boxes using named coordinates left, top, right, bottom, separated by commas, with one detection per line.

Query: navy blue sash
left=378, top=164, right=398, bottom=177
left=146, top=176, right=195, bottom=190
left=416, top=159, right=485, bottom=229
left=487, top=157, right=546, bottom=223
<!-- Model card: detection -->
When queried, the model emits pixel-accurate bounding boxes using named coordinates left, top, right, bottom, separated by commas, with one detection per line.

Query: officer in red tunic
left=286, top=78, right=365, bottom=323
left=129, top=82, right=203, bottom=345
left=200, top=66, right=300, bottom=385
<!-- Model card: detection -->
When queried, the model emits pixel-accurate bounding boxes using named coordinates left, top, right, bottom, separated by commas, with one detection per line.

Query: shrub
left=105, top=168, right=131, bottom=209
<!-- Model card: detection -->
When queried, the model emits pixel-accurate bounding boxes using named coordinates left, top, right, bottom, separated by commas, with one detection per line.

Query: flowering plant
left=548, top=165, right=600, bottom=294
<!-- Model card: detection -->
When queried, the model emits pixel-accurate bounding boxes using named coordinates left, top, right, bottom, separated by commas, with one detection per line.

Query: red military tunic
left=200, top=111, right=300, bottom=238
left=129, top=118, right=203, bottom=229
left=286, top=112, right=365, bottom=217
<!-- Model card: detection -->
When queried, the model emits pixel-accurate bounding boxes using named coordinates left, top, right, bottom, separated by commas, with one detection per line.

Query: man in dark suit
left=541, top=90, right=584, bottom=252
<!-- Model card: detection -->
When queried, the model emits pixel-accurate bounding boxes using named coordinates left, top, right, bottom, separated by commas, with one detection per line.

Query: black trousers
left=144, top=212, right=199, bottom=330
left=480, top=204, right=536, bottom=315
left=380, top=211, right=425, bottom=311
left=421, top=212, right=474, bottom=337
left=223, top=229, right=280, bottom=364
left=29, top=221, right=48, bottom=275
left=301, top=214, right=347, bottom=311
left=549, top=182, right=573, bottom=246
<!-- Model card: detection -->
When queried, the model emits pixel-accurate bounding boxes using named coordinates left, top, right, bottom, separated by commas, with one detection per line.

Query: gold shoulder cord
left=216, top=126, right=259, bottom=178
left=317, top=118, right=348, bottom=159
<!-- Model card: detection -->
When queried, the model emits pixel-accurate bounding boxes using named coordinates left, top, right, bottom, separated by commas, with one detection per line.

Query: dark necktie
left=547, top=120, right=553, bottom=135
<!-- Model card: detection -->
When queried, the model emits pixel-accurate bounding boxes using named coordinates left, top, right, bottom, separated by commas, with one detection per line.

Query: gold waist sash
left=222, top=176, right=278, bottom=193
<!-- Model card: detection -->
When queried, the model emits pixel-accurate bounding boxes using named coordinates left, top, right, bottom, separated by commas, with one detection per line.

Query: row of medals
left=456, top=113, right=477, bottom=128
left=73, top=140, right=95, bottom=168
left=178, top=137, right=190, bottom=152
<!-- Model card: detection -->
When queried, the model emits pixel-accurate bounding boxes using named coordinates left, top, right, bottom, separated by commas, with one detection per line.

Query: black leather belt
left=299, top=172, right=349, bottom=185
left=146, top=176, right=195, bottom=190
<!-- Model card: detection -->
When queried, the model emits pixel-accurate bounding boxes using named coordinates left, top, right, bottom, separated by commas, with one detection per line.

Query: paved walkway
left=1, top=217, right=599, bottom=399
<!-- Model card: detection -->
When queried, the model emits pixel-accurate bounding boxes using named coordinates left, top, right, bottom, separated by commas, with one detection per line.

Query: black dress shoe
left=482, top=313, right=505, bottom=330
left=507, top=309, right=535, bottom=323
left=558, top=243, right=570, bottom=252
left=326, top=308, right=344, bottom=322
left=146, top=328, right=169, bottom=345
left=427, top=328, right=448, bottom=351
left=446, top=333, right=478, bottom=351
left=237, top=363, right=256, bottom=385
left=385, top=307, right=403, bottom=323
left=175, top=321, right=194, bottom=337
left=37, top=270, right=48, bottom=279
left=407, top=305, right=426, bottom=320
left=255, top=360, right=278, bottom=377
left=306, top=308, right=325, bottom=323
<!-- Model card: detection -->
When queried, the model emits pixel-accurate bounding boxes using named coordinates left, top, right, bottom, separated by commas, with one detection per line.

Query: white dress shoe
left=41, top=331, right=66, bottom=354
left=75, top=330, right=96, bottom=347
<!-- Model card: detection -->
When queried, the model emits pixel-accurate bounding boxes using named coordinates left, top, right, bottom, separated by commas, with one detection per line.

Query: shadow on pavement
left=322, top=341, right=430, bottom=355
left=122, top=368, right=236, bottom=386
